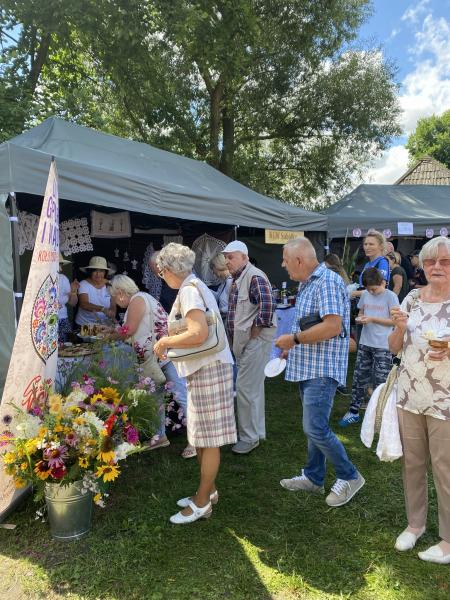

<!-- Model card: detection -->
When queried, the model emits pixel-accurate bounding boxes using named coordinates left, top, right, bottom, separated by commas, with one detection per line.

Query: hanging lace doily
left=163, top=235, right=183, bottom=246
left=60, top=218, right=93, bottom=255
left=142, top=243, right=162, bottom=299
left=191, top=233, right=226, bottom=285
left=18, top=211, right=40, bottom=255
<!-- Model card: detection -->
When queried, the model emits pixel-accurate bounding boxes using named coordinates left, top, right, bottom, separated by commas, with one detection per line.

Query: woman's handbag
left=167, top=281, right=227, bottom=362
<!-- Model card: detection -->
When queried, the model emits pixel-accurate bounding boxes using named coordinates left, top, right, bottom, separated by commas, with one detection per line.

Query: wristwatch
left=293, top=332, right=301, bottom=345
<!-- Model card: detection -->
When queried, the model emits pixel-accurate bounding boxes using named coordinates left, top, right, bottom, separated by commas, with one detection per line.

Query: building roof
left=395, top=156, right=450, bottom=185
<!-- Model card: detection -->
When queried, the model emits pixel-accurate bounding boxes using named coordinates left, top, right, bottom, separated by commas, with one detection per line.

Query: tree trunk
left=208, top=82, right=224, bottom=168
left=28, top=32, right=52, bottom=94
left=220, top=105, right=234, bottom=176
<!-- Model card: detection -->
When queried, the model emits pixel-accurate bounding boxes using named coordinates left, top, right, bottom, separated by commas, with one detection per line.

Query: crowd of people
left=56, top=232, right=450, bottom=564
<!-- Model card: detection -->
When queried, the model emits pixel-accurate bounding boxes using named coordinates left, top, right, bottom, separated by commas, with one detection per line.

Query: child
left=339, top=267, right=399, bottom=426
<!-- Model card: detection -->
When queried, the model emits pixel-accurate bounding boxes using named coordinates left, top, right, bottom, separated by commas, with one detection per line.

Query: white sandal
left=169, top=500, right=212, bottom=524
left=177, top=490, right=218, bottom=508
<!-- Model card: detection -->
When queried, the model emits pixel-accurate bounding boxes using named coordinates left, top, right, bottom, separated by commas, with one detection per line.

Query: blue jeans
left=157, top=362, right=187, bottom=437
left=299, top=377, right=358, bottom=486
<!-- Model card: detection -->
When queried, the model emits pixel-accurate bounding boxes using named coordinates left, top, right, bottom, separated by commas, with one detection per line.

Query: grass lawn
left=1, top=360, right=450, bottom=600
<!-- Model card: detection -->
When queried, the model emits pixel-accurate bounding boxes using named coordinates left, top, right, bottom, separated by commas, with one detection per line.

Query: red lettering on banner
left=22, top=376, right=49, bottom=411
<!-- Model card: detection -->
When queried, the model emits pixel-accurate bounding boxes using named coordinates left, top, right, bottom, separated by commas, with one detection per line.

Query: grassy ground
left=1, top=362, right=450, bottom=600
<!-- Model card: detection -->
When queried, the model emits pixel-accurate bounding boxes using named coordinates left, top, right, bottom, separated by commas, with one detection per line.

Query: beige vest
left=231, top=263, right=276, bottom=357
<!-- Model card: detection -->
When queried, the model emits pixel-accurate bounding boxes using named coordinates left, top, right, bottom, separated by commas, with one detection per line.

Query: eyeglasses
left=422, top=258, right=450, bottom=268
left=157, top=267, right=166, bottom=278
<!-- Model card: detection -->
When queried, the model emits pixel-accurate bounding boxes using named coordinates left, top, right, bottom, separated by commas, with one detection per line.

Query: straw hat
left=59, top=252, right=71, bottom=265
left=80, top=256, right=113, bottom=273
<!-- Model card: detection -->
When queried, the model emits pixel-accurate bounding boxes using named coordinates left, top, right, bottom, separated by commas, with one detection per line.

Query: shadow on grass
left=1, top=373, right=450, bottom=599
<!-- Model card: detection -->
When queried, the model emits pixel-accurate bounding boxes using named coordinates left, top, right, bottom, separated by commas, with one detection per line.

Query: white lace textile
left=191, top=233, right=226, bottom=285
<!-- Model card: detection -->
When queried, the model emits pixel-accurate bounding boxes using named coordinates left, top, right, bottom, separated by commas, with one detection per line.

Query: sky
left=358, top=0, right=450, bottom=183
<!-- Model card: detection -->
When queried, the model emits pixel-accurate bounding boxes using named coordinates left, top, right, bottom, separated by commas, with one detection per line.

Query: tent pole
left=8, top=193, right=23, bottom=321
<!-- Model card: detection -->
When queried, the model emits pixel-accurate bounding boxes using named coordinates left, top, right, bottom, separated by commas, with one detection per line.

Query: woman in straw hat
left=58, top=253, right=79, bottom=343
left=75, top=256, right=116, bottom=327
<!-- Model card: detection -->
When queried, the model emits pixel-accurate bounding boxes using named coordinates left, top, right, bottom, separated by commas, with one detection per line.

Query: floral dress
left=397, top=292, right=450, bottom=421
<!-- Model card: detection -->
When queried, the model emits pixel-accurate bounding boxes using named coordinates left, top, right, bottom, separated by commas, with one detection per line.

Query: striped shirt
left=226, top=265, right=274, bottom=343
left=285, top=263, right=350, bottom=386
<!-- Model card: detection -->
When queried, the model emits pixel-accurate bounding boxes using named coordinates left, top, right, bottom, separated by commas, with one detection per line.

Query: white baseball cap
left=223, top=240, right=248, bottom=255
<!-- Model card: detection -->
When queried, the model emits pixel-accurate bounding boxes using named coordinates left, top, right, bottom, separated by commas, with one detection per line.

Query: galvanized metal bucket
left=45, top=480, right=93, bottom=541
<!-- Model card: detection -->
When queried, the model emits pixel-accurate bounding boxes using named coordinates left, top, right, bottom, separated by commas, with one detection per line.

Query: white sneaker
left=395, top=527, right=425, bottom=551
left=280, top=470, right=324, bottom=494
left=169, top=500, right=212, bottom=524
left=325, top=472, right=365, bottom=507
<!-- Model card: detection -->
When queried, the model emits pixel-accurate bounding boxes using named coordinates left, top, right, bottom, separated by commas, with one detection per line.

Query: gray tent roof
left=0, top=117, right=326, bottom=231
left=325, top=184, right=450, bottom=238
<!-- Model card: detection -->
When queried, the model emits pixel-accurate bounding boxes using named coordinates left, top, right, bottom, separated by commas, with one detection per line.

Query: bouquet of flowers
left=0, top=365, right=159, bottom=507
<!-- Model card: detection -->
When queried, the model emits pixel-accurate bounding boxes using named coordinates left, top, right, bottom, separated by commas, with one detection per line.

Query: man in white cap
left=223, top=240, right=276, bottom=454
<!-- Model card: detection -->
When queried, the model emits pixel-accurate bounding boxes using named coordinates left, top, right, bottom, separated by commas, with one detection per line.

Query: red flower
left=104, top=414, right=117, bottom=436
left=50, top=465, right=67, bottom=480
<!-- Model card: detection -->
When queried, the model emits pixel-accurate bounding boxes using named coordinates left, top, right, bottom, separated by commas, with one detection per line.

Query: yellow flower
left=14, top=478, right=27, bottom=488
left=3, top=452, right=16, bottom=465
left=90, top=393, right=105, bottom=405
left=96, top=464, right=120, bottom=482
left=100, top=387, right=120, bottom=405
left=38, top=426, right=48, bottom=440
left=93, top=493, right=102, bottom=504
left=63, top=426, right=72, bottom=435
left=97, top=434, right=115, bottom=463
left=69, top=406, right=82, bottom=414
left=78, top=456, right=89, bottom=468
left=74, top=416, right=86, bottom=426
left=34, top=461, right=51, bottom=480
left=20, top=462, right=28, bottom=472
left=49, top=394, right=63, bottom=415
left=121, top=414, right=127, bottom=423
left=25, top=439, right=38, bottom=454
left=54, top=424, right=64, bottom=433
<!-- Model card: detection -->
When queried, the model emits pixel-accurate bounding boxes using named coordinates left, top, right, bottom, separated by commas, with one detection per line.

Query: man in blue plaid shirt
left=275, top=237, right=365, bottom=507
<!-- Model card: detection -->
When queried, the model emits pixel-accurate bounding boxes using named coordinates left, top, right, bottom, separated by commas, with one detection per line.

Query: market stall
left=0, top=117, right=328, bottom=392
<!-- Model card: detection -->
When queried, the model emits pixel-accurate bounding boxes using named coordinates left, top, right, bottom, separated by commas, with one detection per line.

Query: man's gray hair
left=284, top=236, right=317, bottom=259
left=157, top=243, right=196, bottom=276
left=419, top=236, right=450, bottom=268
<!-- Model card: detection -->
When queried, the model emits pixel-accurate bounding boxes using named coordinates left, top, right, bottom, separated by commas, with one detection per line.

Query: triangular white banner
left=0, top=160, right=60, bottom=520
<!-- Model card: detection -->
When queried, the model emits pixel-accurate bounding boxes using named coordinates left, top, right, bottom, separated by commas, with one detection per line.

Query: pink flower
left=83, top=375, right=95, bottom=385
left=98, top=359, right=107, bottom=369
left=65, top=432, right=78, bottom=447
left=118, top=324, right=130, bottom=336
left=31, top=406, right=42, bottom=417
left=44, top=445, right=68, bottom=468
left=0, top=430, right=14, bottom=448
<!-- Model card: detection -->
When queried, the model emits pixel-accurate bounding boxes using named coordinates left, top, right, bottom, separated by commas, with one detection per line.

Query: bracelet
left=293, top=332, right=301, bottom=345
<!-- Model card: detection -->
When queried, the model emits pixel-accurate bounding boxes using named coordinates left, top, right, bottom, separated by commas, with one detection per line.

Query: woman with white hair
left=389, top=236, right=450, bottom=564
left=109, top=274, right=191, bottom=455
left=153, top=243, right=236, bottom=525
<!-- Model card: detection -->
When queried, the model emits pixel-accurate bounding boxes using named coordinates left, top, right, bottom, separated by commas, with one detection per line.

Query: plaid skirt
left=186, top=361, right=237, bottom=448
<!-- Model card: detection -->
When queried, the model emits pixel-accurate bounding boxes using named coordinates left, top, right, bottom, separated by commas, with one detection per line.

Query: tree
left=1, top=0, right=401, bottom=207
left=406, top=109, right=450, bottom=169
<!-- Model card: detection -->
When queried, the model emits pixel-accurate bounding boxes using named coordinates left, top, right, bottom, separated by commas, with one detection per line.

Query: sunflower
left=93, top=493, right=102, bottom=504
left=96, top=464, right=120, bottom=482
left=90, top=393, right=105, bottom=405
left=54, top=423, right=64, bottom=433
left=100, top=387, right=120, bottom=405
left=34, top=461, right=51, bottom=480
left=97, top=435, right=115, bottom=463
left=78, top=456, right=89, bottom=468
left=19, top=462, right=28, bottom=472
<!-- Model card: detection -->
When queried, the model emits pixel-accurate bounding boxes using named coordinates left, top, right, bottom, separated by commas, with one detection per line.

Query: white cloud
left=400, top=14, right=450, bottom=134
left=401, top=0, right=430, bottom=24
left=362, top=6, right=450, bottom=184
left=363, top=145, right=409, bottom=184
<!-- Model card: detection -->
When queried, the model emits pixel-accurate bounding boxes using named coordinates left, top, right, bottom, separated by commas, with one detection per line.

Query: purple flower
left=83, top=375, right=95, bottom=385
left=44, top=445, right=69, bottom=468
left=98, top=360, right=107, bottom=369
left=31, top=406, right=42, bottom=417
left=81, top=383, right=95, bottom=396
left=125, top=425, right=139, bottom=445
